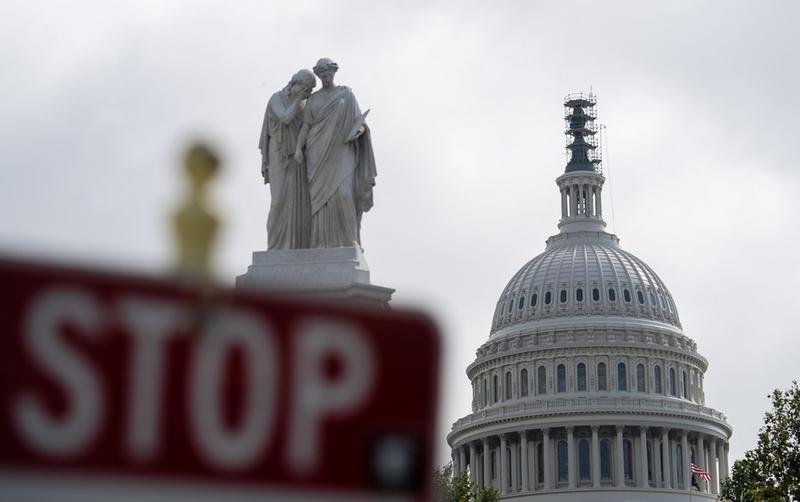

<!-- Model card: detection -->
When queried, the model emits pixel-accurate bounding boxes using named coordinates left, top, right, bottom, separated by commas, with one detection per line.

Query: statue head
left=313, top=58, right=338, bottom=87
left=285, top=69, right=316, bottom=99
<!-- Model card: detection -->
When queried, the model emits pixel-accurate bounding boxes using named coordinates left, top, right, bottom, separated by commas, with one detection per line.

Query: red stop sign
left=0, top=256, right=440, bottom=501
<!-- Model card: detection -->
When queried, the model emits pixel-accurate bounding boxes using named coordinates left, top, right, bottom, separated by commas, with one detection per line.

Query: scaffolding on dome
left=563, top=92, right=603, bottom=174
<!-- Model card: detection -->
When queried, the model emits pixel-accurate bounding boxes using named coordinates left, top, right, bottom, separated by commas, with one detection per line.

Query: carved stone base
left=235, top=246, right=393, bottom=307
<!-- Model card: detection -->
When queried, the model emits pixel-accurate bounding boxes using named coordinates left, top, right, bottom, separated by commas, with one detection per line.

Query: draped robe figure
left=258, top=76, right=313, bottom=250
left=302, top=85, right=377, bottom=248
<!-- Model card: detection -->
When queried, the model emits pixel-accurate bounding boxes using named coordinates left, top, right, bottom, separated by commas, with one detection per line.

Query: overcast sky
left=1, top=0, right=798, bottom=468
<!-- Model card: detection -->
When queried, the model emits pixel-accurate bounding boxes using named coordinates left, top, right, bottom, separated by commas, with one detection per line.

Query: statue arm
left=294, top=104, right=311, bottom=161
left=294, top=122, right=309, bottom=162
left=269, top=94, right=302, bottom=125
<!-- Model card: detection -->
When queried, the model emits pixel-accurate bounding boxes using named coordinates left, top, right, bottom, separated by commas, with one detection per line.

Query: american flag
left=690, top=463, right=711, bottom=481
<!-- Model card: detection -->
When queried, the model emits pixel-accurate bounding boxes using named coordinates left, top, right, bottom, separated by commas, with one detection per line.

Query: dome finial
left=555, top=92, right=608, bottom=235
left=564, top=92, right=601, bottom=174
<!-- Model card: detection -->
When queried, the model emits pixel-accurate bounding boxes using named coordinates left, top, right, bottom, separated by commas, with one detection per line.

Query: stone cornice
left=447, top=397, right=732, bottom=446
left=492, top=314, right=684, bottom=339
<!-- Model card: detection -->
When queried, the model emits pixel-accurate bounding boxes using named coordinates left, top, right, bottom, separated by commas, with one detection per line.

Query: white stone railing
left=452, top=396, right=728, bottom=431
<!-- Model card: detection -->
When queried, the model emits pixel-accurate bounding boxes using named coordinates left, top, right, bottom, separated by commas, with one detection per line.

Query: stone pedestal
left=236, top=246, right=393, bottom=306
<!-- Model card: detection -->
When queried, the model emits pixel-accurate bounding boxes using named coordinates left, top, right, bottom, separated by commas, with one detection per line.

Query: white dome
left=491, top=231, right=680, bottom=336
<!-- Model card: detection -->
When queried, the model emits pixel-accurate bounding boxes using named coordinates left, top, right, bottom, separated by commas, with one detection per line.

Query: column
left=591, top=426, right=601, bottom=488
left=639, top=427, right=648, bottom=488
left=543, top=428, right=552, bottom=490
left=583, top=184, right=589, bottom=215
left=587, top=185, right=594, bottom=216
left=476, top=449, right=483, bottom=488
left=469, top=442, right=477, bottom=485
left=661, top=429, right=671, bottom=489
left=720, top=441, right=729, bottom=482
left=681, top=432, right=690, bottom=492
left=572, top=185, right=579, bottom=217
left=616, top=426, right=625, bottom=488
left=459, top=446, right=466, bottom=479
left=654, top=437, right=661, bottom=489
left=482, top=438, right=491, bottom=490
left=520, top=431, right=529, bottom=493
left=510, top=441, right=518, bottom=493
left=596, top=186, right=602, bottom=217
left=696, top=435, right=706, bottom=493
left=567, top=426, right=576, bottom=489
left=500, top=435, right=508, bottom=495
left=452, top=450, right=458, bottom=476
left=709, top=438, right=718, bottom=495
left=561, top=188, right=568, bottom=219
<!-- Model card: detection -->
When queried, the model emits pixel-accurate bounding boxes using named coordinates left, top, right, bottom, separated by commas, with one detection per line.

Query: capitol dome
left=447, top=94, right=731, bottom=502
left=491, top=235, right=681, bottom=337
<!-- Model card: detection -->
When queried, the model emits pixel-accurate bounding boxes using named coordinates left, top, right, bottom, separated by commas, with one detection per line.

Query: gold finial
left=172, top=143, right=221, bottom=282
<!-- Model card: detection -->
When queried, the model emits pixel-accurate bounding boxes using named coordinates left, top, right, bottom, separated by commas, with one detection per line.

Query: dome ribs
left=490, top=242, right=684, bottom=336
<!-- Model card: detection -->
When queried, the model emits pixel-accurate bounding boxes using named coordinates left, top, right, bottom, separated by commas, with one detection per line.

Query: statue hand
left=294, top=149, right=304, bottom=163
left=261, top=164, right=269, bottom=184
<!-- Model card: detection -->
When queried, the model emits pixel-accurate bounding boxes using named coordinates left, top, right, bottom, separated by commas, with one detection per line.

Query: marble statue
left=294, top=58, right=377, bottom=249
left=259, top=69, right=316, bottom=250
left=241, top=60, right=388, bottom=303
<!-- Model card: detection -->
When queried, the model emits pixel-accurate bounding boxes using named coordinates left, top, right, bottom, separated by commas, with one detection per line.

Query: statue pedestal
left=236, top=247, right=393, bottom=307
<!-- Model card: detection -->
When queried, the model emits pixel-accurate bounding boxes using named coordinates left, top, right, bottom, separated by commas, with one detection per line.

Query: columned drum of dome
left=447, top=93, right=731, bottom=501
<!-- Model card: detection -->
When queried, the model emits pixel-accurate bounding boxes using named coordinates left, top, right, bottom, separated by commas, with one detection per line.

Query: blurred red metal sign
left=0, top=257, right=439, bottom=501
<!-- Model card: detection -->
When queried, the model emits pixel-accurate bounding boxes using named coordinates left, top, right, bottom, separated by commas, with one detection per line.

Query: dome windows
left=473, top=361, right=698, bottom=410
left=544, top=291, right=552, bottom=305
left=636, top=363, right=646, bottom=392
left=669, top=368, right=677, bottom=396
left=623, top=439, right=634, bottom=481
left=637, top=290, right=645, bottom=305
left=518, top=296, right=525, bottom=310
left=530, top=293, right=538, bottom=307
left=617, top=362, right=627, bottom=391
left=654, top=365, right=663, bottom=394
left=520, top=368, right=529, bottom=397
left=579, top=439, right=591, bottom=481
left=537, top=366, right=547, bottom=395
left=623, top=288, right=632, bottom=303
left=608, top=288, right=617, bottom=302
left=592, top=288, right=600, bottom=302
left=600, top=439, right=612, bottom=480
left=682, top=370, right=688, bottom=398
left=597, top=362, right=608, bottom=391
left=559, top=289, right=568, bottom=303
left=576, top=288, right=584, bottom=302
left=577, top=363, right=587, bottom=391
left=558, top=440, right=569, bottom=482
left=537, top=444, right=545, bottom=483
